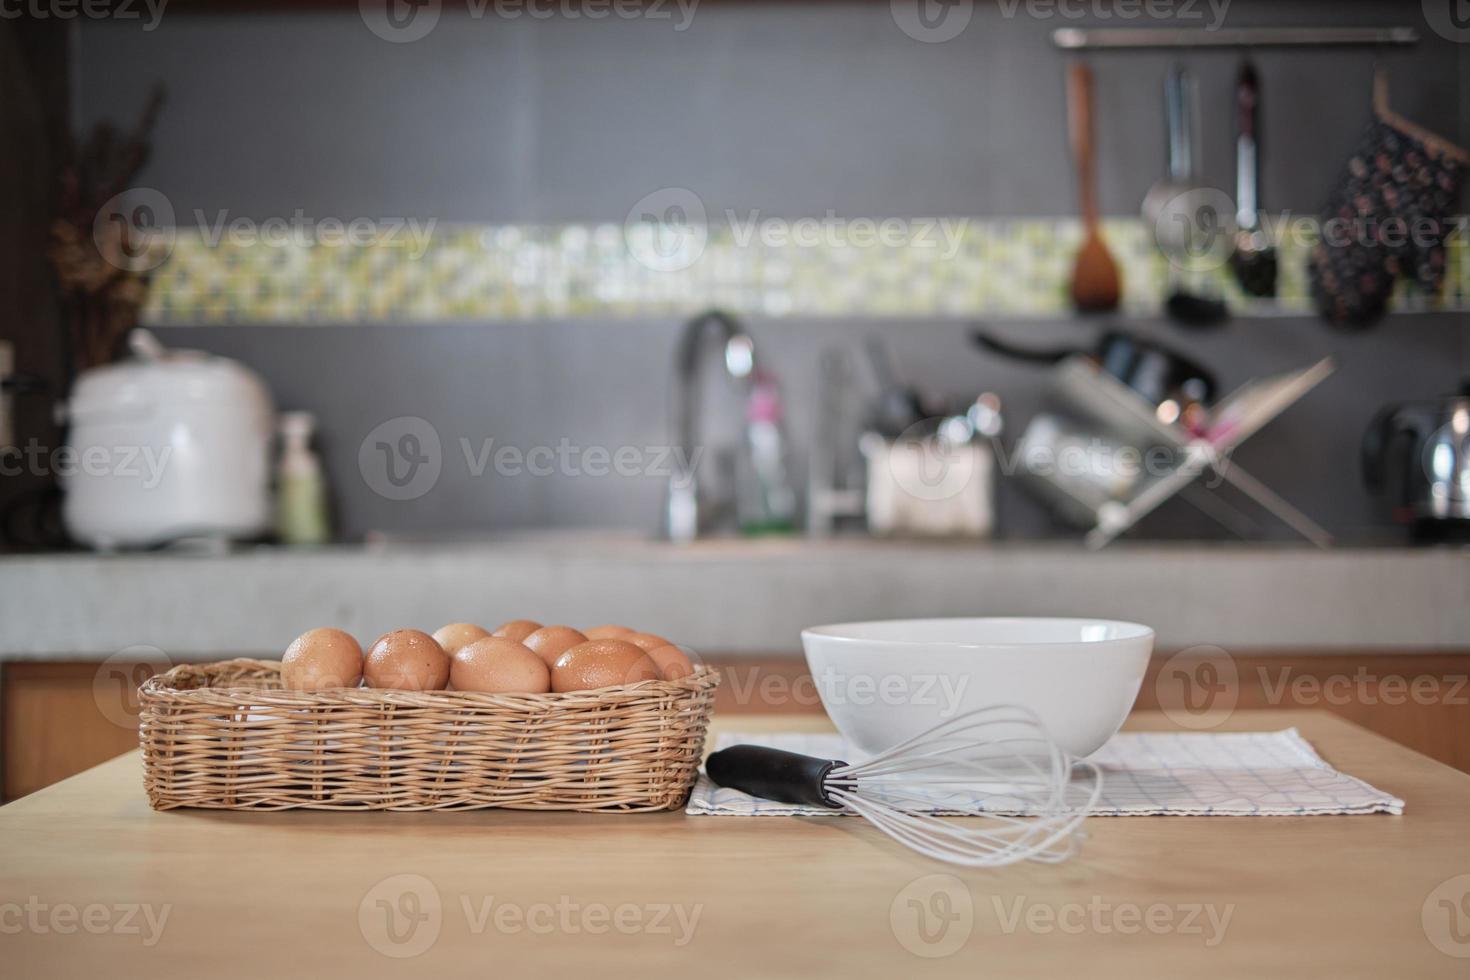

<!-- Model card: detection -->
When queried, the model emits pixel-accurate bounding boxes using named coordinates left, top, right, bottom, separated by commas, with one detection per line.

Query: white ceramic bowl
left=801, top=617, right=1153, bottom=758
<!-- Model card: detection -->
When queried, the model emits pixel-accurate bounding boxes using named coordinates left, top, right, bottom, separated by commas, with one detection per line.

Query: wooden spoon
left=1067, top=62, right=1121, bottom=313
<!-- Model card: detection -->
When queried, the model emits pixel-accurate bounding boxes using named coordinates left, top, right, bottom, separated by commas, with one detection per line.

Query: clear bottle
left=738, top=371, right=798, bottom=535
left=274, top=411, right=330, bottom=546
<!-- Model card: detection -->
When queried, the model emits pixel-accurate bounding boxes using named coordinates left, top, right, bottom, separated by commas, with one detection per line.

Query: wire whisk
left=705, top=705, right=1102, bottom=867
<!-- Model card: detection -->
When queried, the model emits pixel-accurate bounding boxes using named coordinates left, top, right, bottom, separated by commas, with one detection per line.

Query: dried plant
left=48, top=85, right=165, bottom=372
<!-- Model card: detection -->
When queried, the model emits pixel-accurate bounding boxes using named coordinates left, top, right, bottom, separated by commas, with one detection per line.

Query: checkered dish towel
left=687, top=729, right=1404, bottom=817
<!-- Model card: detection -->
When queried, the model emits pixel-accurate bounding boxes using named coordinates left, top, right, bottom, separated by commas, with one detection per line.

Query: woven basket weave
left=139, top=658, right=719, bottom=812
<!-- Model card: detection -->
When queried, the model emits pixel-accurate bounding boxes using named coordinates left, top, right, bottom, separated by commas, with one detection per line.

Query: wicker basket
left=139, top=658, right=719, bottom=812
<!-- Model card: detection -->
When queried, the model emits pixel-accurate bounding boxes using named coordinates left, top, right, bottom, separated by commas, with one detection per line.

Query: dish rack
left=1018, top=355, right=1336, bottom=548
left=139, top=659, right=720, bottom=812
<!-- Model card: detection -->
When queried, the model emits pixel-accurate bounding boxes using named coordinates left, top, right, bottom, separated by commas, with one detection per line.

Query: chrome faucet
left=665, top=310, right=756, bottom=542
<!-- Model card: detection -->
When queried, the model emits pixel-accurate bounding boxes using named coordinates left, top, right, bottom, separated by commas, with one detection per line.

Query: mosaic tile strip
left=139, top=217, right=1470, bottom=325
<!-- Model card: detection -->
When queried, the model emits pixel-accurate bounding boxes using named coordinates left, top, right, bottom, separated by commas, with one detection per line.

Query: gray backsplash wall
left=73, top=2, right=1470, bottom=542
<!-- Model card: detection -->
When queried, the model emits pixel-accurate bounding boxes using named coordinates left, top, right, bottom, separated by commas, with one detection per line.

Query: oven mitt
left=1308, top=72, right=1467, bottom=328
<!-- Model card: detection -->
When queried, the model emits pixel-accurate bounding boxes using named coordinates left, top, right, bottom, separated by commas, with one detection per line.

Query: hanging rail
left=1053, top=26, right=1419, bottom=49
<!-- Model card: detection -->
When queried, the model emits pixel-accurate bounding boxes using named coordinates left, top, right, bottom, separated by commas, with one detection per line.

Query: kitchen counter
left=2, top=710, right=1468, bottom=978
left=0, top=537, right=1465, bottom=656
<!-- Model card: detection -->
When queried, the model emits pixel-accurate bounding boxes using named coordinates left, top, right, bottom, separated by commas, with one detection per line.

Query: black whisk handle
left=705, top=745, right=847, bottom=809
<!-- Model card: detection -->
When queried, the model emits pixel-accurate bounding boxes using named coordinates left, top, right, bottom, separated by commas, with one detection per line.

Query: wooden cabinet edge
left=3, top=652, right=1468, bottom=800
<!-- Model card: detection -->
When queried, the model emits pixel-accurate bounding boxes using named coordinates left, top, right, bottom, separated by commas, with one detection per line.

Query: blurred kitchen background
left=0, top=1, right=1467, bottom=797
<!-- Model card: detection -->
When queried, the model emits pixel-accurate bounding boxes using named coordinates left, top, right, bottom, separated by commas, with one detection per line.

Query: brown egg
left=623, top=631, right=671, bottom=653
left=282, top=628, right=364, bottom=690
left=432, top=622, right=491, bottom=656
left=364, top=629, right=451, bottom=691
left=522, top=625, right=589, bottom=667
left=646, top=644, right=695, bottom=681
left=451, top=637, right=550, bottom=693
left=551, top=639, right=660, bottom=692
left=584, top=624, right=633, bottom=639
left=492, top=619, right=542, bottom=643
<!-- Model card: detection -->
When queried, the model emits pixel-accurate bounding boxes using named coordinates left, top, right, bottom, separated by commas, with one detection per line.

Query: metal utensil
left=1229, top=60, right=1277, bottom=297
left=862, top=336, right=928, bottom=439
left=972, top=325, right=1218, bottom=409
left=1146, top=66, right=1228, bottom=327
left=705, top=706, right=1101, bottom=867
left=1141, top=64, right=1193, bottom=251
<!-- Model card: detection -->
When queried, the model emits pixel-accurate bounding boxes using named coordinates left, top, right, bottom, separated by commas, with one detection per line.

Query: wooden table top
left=2, top=710, right=1468, bottom=978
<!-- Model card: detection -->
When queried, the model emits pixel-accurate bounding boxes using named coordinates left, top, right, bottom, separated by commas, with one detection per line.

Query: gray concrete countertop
left=0, top=535, right=1466, bottom=658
